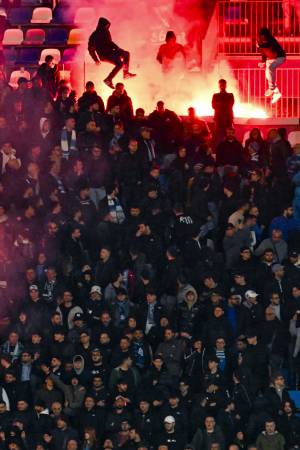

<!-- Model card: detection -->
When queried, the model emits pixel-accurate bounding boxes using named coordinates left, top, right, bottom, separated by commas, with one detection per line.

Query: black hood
left=97, top=17, right=110, bottom=30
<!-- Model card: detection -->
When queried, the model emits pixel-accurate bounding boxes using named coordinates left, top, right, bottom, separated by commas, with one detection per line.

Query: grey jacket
left=156, top=337, right=186, bottom=377
left=254, top=238, right=287, bottom=263
left=50, top=373, right=86, bottom=414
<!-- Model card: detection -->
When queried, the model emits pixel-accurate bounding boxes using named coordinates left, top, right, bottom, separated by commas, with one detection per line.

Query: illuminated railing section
left=233, top=67, right=300, bottom=118
left=218, top=0, right=300, bottom=55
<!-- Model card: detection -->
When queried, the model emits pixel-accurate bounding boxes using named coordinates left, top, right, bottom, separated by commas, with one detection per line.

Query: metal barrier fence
left=233, top=67, right=300, bottom=118
left=218, top=0, right=300, bottom=54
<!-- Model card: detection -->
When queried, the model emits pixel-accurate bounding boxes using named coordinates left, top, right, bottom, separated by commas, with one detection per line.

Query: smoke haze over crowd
left=66, top=0, right=267, bottom=118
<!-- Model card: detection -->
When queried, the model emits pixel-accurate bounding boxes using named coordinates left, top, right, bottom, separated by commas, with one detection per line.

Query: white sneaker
left=271, top=89, right=282, bottom=104
left=265, top=88, right=274, bottom=97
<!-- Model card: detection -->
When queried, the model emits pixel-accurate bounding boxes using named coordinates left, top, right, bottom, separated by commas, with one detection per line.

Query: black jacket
left=88, top=18, right=119, bottom=61
left=216, top=139, right=244, bottom=167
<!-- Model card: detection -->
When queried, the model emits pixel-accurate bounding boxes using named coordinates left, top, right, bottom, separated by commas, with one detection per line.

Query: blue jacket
left=269, top=215, right=300, bottom=241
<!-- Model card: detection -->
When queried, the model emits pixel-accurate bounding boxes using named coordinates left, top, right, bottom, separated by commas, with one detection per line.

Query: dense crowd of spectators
left=0, top=73, right=299, bottom=450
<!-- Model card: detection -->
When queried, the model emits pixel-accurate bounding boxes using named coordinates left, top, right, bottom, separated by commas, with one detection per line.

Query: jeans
left=101, top=48, right=130, bottom=81
left=89, top=187, right=106, bottom=209
left=265, top=57, right=286, bottom=90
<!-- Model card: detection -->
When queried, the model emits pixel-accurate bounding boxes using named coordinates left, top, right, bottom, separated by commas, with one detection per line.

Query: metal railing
left=202, top=2, right=219, bottom=70
left=233, top=67, right=300, bottom=118
left=218, top=0, right=300, bottom=55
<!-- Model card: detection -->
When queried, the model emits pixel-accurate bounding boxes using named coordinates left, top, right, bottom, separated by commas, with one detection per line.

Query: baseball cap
left=91, top=347, right=101, bottom=353
left=116, top=287, right=128, bottom=296
left=245, top=290, right=258, bottom=300
left=168, top=389, right=180, bottom=398
left=226, top=223, right=235, bottom=230
left=272, top=264, right=284, bottom=273
left=289, top=250, right=299, bottom=258
left=53, top=326, right=65, bottom=335
left=73, top=312, right=84, bottom=321
left=29, top=285, right=39, bottom=291
left=232, top=270, right=245, bottom=277
left=164, top=416, right=175, bottom=424
left=90, top=285, right=102, bottom=295
left=115, top=395, right=126, bottom=402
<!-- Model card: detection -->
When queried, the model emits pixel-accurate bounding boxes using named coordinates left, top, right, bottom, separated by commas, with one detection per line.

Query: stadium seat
left=24, top=28, right=46, bottom=45
left=288, top=391, right=300, bottom=417
left=67, top=28, right=86, bottom=45
left=288, top=131, right=300, bottom=148
left=224, top=4, right=248, bottom=27
left=8, top=7, right=32, bottom=24
left=31, top=7, right=53, bottom=24
left=74, top=7, right=95, bottom=24
left=3, top=48, right=17, bottom=64
left=2, top=29, right=24, bottom=46
left=39, top=48, right=61, bottom=65
left=61, top=48, right=78, bottom=63
left=0, top=7, right=7, bottom=18
left=16, top=48, right=41, bottom=65
left=53, top=6, right=74, bottom=24
left=22, top=0, right=51, bottom=4
left=9, top=69, right=31, bottom=89
left=46, top=28, right=68, bottom=45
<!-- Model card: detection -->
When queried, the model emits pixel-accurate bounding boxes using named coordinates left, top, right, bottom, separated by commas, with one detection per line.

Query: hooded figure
left=156, top=30, right=186, bottom=73
left=88, top=17, right=136, bottom=89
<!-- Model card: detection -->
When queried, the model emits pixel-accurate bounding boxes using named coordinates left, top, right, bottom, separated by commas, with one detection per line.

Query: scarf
left=144, top=139, right=156, bottom=162
left=2, top=341, right=22, bottom=361
left=107, top=195, right=125, bottom=224
left=61, top=128, right=77, bottom=160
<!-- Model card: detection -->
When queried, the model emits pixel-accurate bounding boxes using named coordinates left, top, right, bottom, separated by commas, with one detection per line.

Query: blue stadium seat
left=53, top=6, right=74, bottom=24
left=46, top=28, right=68, bottom=45
left=16, top=48, right=40, bottom=65
left=289, top=390, right=300, bottom=417
left=8, top=7, right=32, bottom=24
left=22, top=0, right=45, bottom=4
left=22, top=0, right=53, bottom=4
left=3, top=48, right=17, bottom=64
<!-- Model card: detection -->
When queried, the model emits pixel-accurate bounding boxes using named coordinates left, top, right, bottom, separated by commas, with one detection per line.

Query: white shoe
left=271, top=89, right=282, bottom=104
left=265, top=88, right=274, bottom=97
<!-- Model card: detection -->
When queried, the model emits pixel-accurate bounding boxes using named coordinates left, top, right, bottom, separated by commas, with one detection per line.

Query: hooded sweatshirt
left=88, top=17, right=119, bottom=61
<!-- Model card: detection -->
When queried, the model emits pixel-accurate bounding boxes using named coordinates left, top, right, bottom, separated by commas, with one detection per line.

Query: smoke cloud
left=65, top=0, right=267, bottom=118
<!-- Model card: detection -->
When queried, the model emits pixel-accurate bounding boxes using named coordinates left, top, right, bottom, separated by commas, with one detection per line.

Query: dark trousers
left=102, top=48, right=130, bottom=81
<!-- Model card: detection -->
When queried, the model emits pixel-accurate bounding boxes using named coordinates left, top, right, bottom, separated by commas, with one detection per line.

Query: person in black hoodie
left=88, top=17, right=136, bottom=89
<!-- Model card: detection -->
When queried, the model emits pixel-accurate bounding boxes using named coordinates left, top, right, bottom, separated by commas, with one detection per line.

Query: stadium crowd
left=0, top=73, right=299, bottom=450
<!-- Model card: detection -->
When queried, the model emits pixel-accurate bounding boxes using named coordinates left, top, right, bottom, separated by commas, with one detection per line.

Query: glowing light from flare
left=186, top=101, right=269, bottom=119
left=83, top=59, right=269, bottom=120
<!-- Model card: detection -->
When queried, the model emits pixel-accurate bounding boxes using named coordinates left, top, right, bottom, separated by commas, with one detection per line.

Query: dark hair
left=136, top=107, right=145, bottom=114
left=86, top=81, right=94, bottom=89
left=249, top=127, right=263, bottom=141
left=45, top=55, right=54, bottom=63
left=260, top=27, right=272, bottom=37
left=166, top=30, right=176, bottom=40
